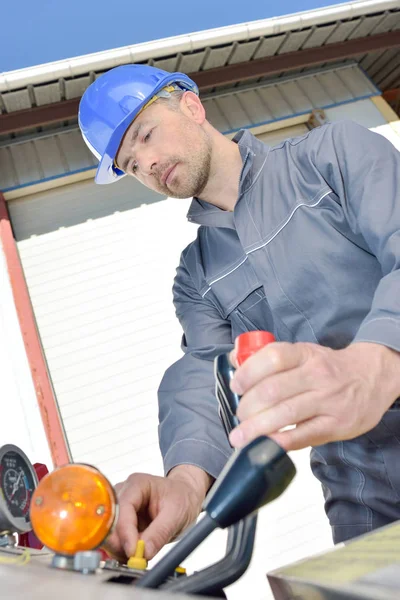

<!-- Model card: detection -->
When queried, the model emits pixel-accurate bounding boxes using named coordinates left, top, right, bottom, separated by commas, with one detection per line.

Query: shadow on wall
left=8, top=175, right=164, bottom=241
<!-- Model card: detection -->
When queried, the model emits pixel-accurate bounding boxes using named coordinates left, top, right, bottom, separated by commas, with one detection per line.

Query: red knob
left=236, top=331, right=275, bottom=366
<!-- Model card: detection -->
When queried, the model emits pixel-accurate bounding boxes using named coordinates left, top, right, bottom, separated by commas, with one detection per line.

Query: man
left=79, top=64, right=400, bottom=563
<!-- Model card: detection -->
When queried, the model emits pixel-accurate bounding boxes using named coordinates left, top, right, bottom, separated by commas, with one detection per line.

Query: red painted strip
left=0, top=192, right=70, bottom=466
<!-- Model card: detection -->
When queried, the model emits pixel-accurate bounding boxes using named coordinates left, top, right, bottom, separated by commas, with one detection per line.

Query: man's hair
left=157, top=90, right=185, bottom=111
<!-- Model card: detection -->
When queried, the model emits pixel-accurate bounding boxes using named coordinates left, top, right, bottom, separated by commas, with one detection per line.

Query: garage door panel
left=49, top=324, right=179, bottom=378
left=26, top=258, right=174, bottom=307
left=63, top=386, right=156, bottom=426
left=66, top=406, right=157, bottom=446
left=37, top=303, right=176, bottom=352
left=53, top=364, right=164, bottom=410
left=46, top=310, right=176, bottom=358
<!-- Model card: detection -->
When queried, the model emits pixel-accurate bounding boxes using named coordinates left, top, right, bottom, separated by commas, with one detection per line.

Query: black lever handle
left=137, top=435, right=295, bottom=590
left=214, top=352, right=240, bottom=436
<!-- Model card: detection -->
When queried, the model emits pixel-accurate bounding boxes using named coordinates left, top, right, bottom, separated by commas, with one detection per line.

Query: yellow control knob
left=174, top=565, right=187, bottom=577
left=127, top=540, right=147, bottom=570
left=175, top=566, right=186, bottom=574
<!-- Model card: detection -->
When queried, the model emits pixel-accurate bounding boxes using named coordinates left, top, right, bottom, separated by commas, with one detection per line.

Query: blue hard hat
left=78, top=64, right=199, bottom=184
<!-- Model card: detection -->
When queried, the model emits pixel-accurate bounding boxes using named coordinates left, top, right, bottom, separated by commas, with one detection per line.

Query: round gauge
left=0, top=444, right=38, bottom=534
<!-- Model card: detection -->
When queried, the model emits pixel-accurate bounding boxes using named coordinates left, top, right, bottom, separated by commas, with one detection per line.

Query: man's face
left=116, top=93, right=212, bottom=199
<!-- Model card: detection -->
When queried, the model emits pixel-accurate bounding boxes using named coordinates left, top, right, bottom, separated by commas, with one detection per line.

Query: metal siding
left=379, top=61, right=400, bottom=89
left=202, top=98, right=231, bottom=130
left=151, top=55, right=180, bottom=72
left=371, top=9, right=400, bottom=33
left=297, top=74, right=334, bottom=106
left=179, top=50, right=206, bottom=72
left=324, top=18, right=363, bottom=44
left=301, top=23, right=338, bottom=49
left=277, top=29, right=311, bottom=54
left=348, top=13, right=388, bottom=39
left=64, top=76, right=92, bottom=99
left=58, top=130, right=96, bottom=171
left=2, top=89, right=32, bottom=112
left=228, top=40, right=259, bottom=64
left=316, top=70, right=355, bottom=103
left=9, top=142, right=43, bottom=185
left=34, top=136, right=67, bottom=178
left=336, top=64, right=377, bottom=96
left=252, top=34, right=286, bottom=59
left=278, top=80, right=314, bottom=113
left=232, top=88, right=274, bottom=123
left=359, top=48, right=386, bottom=70
left=213, top=95, right=251, bottom=129
left=0, top=147, right=18, bottom=189
left=256, top=85, right=293, bottom=119
left=202, top=45, right=232, bottom=70
left=367, top=47, right=399, bottom=79
left=34, top=82, right=61, bottom=106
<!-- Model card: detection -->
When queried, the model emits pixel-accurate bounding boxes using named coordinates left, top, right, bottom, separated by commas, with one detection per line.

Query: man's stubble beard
left=166, top=128, right=213, bottom=200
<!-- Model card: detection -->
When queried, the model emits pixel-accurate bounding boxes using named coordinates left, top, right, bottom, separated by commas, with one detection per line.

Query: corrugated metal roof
left=0, top=64, right=379, bottom=192
left=0, top=7, right=398, bottom=119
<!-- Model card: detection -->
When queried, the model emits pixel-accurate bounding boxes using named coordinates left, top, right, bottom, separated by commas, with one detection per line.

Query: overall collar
left=186, top=129, right=269, bottom=229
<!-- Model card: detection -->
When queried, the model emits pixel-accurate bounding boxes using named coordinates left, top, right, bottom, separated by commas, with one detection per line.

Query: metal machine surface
left=0, top=438, right=294, bottom=598
left=0, top=332, right=297, bottom=598
left=268, top=520, right=400, bottom=600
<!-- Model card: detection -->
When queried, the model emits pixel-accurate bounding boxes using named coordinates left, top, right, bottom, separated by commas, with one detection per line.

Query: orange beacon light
left=30, top=463, right=117, bottom=556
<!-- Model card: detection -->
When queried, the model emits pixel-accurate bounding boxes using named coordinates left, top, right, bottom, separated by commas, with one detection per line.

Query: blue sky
left=2, top=0, right=347, bottom=72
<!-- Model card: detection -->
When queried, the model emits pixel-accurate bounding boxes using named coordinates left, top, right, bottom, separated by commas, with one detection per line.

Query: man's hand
left=228, top=341, right=400, bottom=451
left=102, top=465, right=213, bottom=562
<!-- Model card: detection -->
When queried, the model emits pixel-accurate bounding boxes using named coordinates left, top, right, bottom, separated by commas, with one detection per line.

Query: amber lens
left=30, top=463, right=117, bottom=555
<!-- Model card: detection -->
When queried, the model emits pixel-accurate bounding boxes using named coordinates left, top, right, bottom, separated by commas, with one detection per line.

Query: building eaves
left=0, top=0, right=398, bottom=93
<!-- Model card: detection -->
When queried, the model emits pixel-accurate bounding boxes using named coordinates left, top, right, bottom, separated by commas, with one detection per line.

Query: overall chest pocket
left=205, top=258, right=276, bottom=339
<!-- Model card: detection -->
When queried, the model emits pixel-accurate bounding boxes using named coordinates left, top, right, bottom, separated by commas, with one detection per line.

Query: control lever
left=197, top=331, right=278, bottom=592
left=136, top=434, right=295, bottom=589
left=138, top=331, right=295, bottom=594
left=163, top=348, right=257, bottom=596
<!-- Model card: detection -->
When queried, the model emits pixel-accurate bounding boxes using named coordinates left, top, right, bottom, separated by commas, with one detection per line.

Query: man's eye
left=131, top=161, right=138, bottom=173
left=144, top=130, right=152, bottom=142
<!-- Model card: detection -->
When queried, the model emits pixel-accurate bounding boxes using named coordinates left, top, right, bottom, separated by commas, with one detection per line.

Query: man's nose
left=139, top=150, right=158, bottom=176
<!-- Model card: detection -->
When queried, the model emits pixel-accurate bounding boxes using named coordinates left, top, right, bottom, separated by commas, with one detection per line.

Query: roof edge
left=0, top=0, right=398, bottom=93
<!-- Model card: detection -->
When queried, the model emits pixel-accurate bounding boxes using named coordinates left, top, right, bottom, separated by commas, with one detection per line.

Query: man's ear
left=180, top=91, right=206, bottom=125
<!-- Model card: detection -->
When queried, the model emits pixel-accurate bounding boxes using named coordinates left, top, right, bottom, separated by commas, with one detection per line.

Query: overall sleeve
left=312, top=120, right=400, bottom=350
left=158, top=252, right=233, bottom=478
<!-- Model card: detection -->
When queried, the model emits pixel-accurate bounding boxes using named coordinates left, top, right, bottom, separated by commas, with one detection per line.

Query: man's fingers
left=230, top=392, right=319, bottom=447
left=231, top=342, right=311, bottom=395
left=236, top=366, right=312, bottom=422
left=269, top=415, right=333, bottom=451
left=113, top=475, right=150, bottom=558
left=141, top=510, right=184, bottom=560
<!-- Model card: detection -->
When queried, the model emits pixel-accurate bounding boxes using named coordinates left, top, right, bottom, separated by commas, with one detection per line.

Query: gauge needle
left=10, top=471, right=23, bottom=500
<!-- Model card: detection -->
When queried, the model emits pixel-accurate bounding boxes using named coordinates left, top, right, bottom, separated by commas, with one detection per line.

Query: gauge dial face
left=0, top=445, right=37, bottom=533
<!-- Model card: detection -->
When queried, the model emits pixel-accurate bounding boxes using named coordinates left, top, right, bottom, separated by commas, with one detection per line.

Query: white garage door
left=8, top=123, right=332, bottom=599
left=9, top=176, right=198, bottom=481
